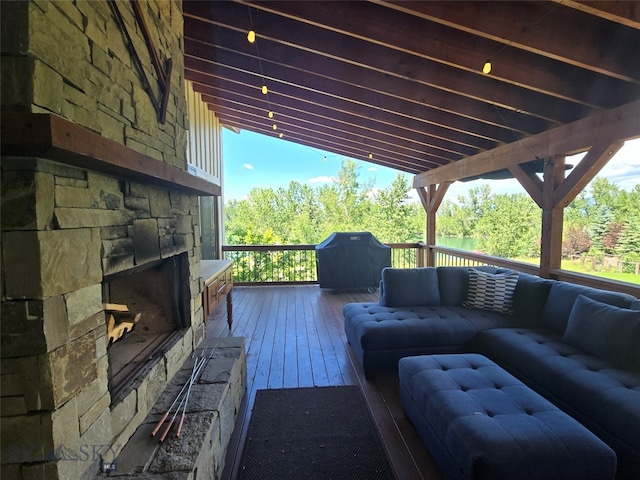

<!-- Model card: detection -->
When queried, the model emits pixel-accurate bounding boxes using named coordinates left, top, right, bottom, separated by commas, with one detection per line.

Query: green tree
left=317, top=160, right=374, bottom=237
left=370, top=174, right=421, bottom=242
left=437, top=200, right=470, bottom=237
left=474, top=193, right=540, bottom=258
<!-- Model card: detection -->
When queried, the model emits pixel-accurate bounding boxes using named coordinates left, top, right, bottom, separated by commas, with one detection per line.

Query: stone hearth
left=101, top=337, right=246, bottom=478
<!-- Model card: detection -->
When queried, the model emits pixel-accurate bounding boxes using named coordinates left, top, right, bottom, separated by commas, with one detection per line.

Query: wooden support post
left=426, top=189, right=437, bottom=267
left=417, top=182, right=451, bottom=267
left=540, top=155, right=565, bottom=278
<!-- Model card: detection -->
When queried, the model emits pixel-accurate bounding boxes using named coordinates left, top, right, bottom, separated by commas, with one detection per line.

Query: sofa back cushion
left=436, top=266, right=499, bottom=306
left=512, top=273, right=553, bottom=326
left=463, top=269, right=520, bottom=314
left=563, top=294, right=640, bottom=371
left=540, top=281, right=637, bottom=334
left=381, top=267, right=441, bottom=307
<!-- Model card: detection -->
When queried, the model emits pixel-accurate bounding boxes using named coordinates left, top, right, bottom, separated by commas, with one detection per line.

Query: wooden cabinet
left=202, top=259, right=233, bottom=328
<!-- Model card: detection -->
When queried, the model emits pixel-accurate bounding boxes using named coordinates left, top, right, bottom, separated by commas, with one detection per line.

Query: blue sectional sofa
left=343, top=266, right=640, bottom=479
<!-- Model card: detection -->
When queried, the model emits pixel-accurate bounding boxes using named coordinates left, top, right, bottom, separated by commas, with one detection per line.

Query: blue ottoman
left=399, top=354, right=616, bottom=480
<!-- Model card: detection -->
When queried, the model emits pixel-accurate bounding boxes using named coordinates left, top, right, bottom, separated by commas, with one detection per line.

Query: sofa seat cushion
left=478, top=328, right=640, bottom=458
left=343, top=303, right=514, bottom=352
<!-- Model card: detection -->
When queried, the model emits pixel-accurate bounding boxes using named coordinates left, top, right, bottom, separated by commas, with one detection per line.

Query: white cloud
left=366, top=187, right=380, bottom=199
left=308, top=175, right=336, bottom=184
left=368, top=167, right=378, bottom=172
left=594, top=139, right=640, bottom=191
left=408, top=188, right=421, bottom=203
left=242, top=163, right=254, bottom=170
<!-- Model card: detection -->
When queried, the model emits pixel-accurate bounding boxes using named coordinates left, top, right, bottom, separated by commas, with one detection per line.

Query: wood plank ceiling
left=183, top=1, right=640, bottom=179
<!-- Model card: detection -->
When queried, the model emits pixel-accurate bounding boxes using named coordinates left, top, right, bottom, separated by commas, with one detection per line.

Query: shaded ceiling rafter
left=183, top=1, right=639, bottom=179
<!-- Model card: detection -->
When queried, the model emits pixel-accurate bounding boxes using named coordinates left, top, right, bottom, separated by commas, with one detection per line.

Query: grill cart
left=315, top=232, right=391, bottom=291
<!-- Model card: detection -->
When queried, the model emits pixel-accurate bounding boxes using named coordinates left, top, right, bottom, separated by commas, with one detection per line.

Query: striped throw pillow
left=463, top=269, right=519, bottom=314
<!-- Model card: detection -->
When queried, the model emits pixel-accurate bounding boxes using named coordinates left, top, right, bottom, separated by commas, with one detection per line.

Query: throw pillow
left=540, top=281, right=636, bottom=334
left=463, top=269, right=519, bottom=314
left=563, top=294, right=640, bottom=370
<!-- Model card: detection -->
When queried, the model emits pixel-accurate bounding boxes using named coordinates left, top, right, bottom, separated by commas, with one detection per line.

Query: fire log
left=107, top=312, right=142, bottom=345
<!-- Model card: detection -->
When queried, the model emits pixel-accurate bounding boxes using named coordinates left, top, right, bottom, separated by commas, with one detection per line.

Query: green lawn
left=560, top=258, right=639, bottom=284
left=516, top=257, right=640, bottom=285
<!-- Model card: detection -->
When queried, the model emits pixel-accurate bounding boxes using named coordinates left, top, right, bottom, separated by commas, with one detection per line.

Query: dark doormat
left=238, top=385, right=396, bottom=480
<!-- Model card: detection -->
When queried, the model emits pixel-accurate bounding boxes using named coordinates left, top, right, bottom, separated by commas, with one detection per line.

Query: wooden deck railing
left=221, top=243, right=424, bottom=285
left=430, top=245, right=639, bottom=297
left=221, top=243, right=639, bottom=296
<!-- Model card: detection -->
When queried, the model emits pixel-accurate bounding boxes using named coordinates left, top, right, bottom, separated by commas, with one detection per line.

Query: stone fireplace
left=1, top=152, right=209, bottom=479
left=0, top=1, right=237, bottom=478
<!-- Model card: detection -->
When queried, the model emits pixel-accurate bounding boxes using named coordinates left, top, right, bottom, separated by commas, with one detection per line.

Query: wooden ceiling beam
left=413, top=99, right=640, bottom=187
left=212, top=106, right=444, bottom=170
left=213, top=105, right=442, bottom=168
left=198, top=87, right=457, bottom=165
left=199, top=91, right=450, bottom=169
left=245, top=0, right=637, bottom=104
left=183, top=10, right=556, bottom=134
left=184, top=39, right=512, bottom=148
left=555, top=1, right=640, bottom=29
left=376, top=0, right=640, bottom=82
left=553, top=141, right=625, bottom=208
left=218, top=116, right=425, bottom=175
left=184, top=3, right=596, bottom=126
left=184, top=59, right=493, bottom=156
left=185, top=57, right=484, bottom=157
left=509, top=164, right=544, bottom=208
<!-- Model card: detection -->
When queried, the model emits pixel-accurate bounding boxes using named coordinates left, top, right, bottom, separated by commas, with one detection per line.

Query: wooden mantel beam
left=413, top=99, right=640, bottom=188
left=1, top=112, right=220, bottom=197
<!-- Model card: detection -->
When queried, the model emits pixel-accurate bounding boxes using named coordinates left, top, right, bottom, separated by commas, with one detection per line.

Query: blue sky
left=222, top=128, right=640, bottom=203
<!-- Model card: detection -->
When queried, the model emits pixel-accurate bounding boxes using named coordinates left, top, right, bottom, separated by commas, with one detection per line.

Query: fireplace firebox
left=103, top=253, right=191, bottom=402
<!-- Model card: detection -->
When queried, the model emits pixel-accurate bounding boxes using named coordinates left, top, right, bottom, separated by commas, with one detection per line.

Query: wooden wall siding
left=186, top=80, right=222, bottom=183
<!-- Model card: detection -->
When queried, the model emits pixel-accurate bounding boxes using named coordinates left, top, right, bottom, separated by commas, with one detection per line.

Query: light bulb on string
left=268, top=111, right=274, bottom=119
left=247, top=30, right=256, bottom=43
left=261, top=85, right=268, bottom=95
left=368, top=152, right=373, bottom=159
left=278, top=132, right=284, bottom=138
left=272, top=124, right=277, bottom=131
left=482, top=60, right=492, bottom=74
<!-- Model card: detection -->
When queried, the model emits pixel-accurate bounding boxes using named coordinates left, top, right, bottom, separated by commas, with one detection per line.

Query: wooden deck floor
left=206, top=285, right=444, bottom=480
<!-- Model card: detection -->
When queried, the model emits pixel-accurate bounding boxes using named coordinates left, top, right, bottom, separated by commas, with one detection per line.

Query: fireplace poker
left=152, top=348, right=211, bottom=439
left=176, top=347, right=217, bottom=438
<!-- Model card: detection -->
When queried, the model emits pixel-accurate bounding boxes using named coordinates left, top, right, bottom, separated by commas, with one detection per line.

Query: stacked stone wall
left=0, top=1, right=224, bottom=478
left=1, top=0, right=187, bottom=169
left=0, top=157, right=205, bottom=479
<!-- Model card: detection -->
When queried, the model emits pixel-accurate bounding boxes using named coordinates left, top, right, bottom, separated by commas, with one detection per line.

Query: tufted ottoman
left=399, top=354, right=616, bottom=480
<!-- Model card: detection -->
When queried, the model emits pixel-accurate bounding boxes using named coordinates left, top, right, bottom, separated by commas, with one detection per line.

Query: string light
left=368, top=152, right=373, bottom=159
left=248, top=6, right=284, bottom=135
left=477, top=3, right=560, bottom=76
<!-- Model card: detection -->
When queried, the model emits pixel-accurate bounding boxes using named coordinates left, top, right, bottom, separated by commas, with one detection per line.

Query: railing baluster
left=222, top=243, right=427, bottom=284
left=219, top=243, right=636, bottom=296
